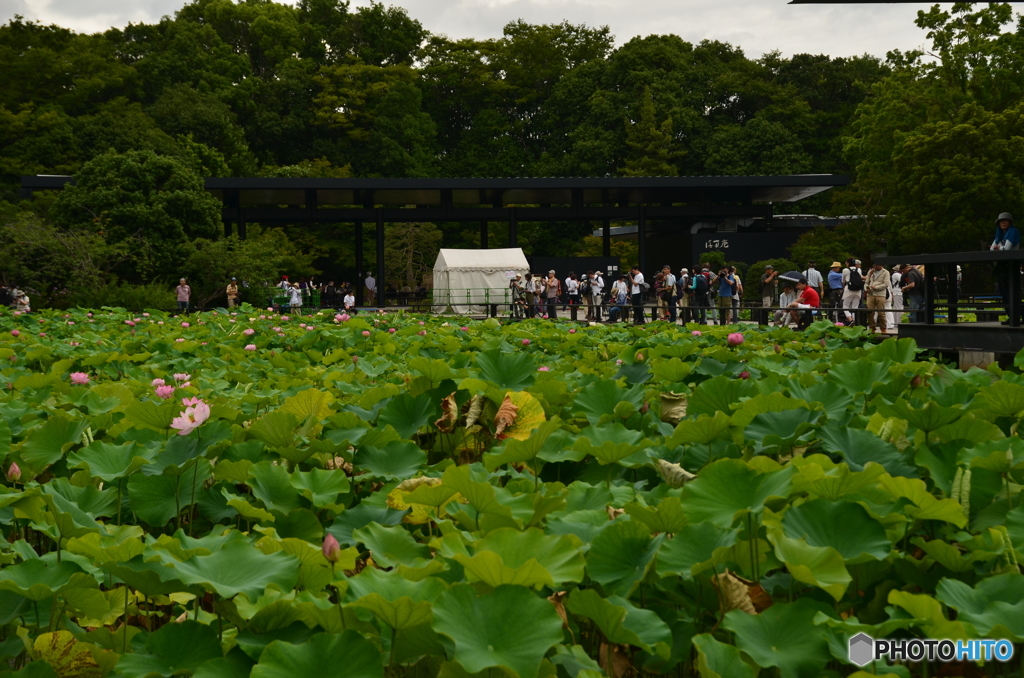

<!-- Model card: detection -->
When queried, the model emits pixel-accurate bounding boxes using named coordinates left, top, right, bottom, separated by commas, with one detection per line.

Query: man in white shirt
left=802, top=261, right=824, bottom=300
left=773, top=285, right=798, bottom=325
left=364, top=273, right=376, bottom=306
left=629, top=266, right=645, bottom=325
left=591, top=272, right=604, bottom=322
left=841, top=257, right=864, bottom=325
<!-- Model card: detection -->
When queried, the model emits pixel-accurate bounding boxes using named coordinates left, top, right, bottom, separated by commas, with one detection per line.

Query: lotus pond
left=1, top=306, right=1023, bottom=678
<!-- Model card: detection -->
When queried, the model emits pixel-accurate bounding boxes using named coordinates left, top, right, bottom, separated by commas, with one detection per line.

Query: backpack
left=846, top=268, right=864, bottom=292
left=694, top=274, right=709, bottom=294
left=579, top=278, right=591, bottom=296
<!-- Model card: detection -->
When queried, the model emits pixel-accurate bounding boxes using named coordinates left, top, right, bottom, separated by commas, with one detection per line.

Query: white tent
left=432, top=248, right=530, bottom=314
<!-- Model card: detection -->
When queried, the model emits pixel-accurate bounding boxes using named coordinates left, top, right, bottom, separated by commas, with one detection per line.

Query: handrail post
left=925, top=265, right=935, bottom=325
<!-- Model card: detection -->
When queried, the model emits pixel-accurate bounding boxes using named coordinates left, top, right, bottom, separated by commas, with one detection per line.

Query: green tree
left=383, top=222, right=442, bottom=288
left=574, top=235, right=637, bottom=266
left=620, top=87, right=678, bottom=176
left=50, top=150, right=222, bottom=281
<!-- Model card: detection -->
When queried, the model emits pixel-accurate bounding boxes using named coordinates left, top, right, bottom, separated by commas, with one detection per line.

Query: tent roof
left=434, top=248, right=530, bottom=272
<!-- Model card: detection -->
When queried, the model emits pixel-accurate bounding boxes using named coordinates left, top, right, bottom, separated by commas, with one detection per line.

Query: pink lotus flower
left=460, top=326, right=468, bottom=331
left=388, top=328, right=396, bottom=334
left=6, top=462, right=21, bottom=482
left=39, top=332, right=47, bottom=337
left=70, top=372, right=90, bottom=385
left=691, top=330, right=702, bottom=336
left=243, top=328, right=255, bottom=336
left=87, top=313, right=93, bottom=317
left=522, top=339, right=531, bottom=346
left=175, top=338, right=185, bottom=343
left=267, top=307, right=274, bottom=312
left=67, top=321, right=75, bottom=325
left=418, top=321, right=425, bottom=326
left=9, top=330, right=19, bottom=337
left=362, top=330, right=371, bottom=337
left=170, top=399, right=210, bottom=436
left=835, top=322, right=845, bottom=327
left=143, top=313, right=150, bottom=317
left=173, top=373, right=191, bottom=382
left=417, top=330, right=426, bottom=336
left=182, top=396, right=203, bottom=407
left=125, top=321, right=135, bottom=327
left=245, top=344, right=257, bottom=351
left=569, top=328, right=576, bottom=334
left=727, top=332, right=744, bottom=346
left=339, top=314, right=351, bottom=321
left=229, top=319, right=236, bottom=323
left=12, top=311, right=20, bottom=316
left=181, top=322, right=189, bottom=328
left=152, top=378, right=166, bottom=387
left=616, top=359, right=623, bottom=365
left=538, top=366, right=550, bottom=371
left=322, top=533, right=341, bottom=563
left=281, top=316, right=290, bottom=321
left=155, top=385, right=175, bottom=399
left=180, top=382, right=191, bottom=388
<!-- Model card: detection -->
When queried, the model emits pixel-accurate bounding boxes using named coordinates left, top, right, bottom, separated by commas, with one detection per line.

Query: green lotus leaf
left=247, top=461, right=303, bottom=514
left=878, top=475, right=967, bottom=527
left=352, top=522, right=432, bottom=570
left=115, top=620, right=222, bottom=678
left=586, top=520, right=664, bottom=597
left=169, top=539, right=299, bottom=600
left=787, top=381, right=853, bottom=421
left=691, top=633, right=758, bottom=678
left=100, top=557, right=186, bottom=598
left=66, top=441, right=155, bottom=481
left=655, top=522, right=740, bottom=579
left=572, top=380, right=645, bottom=425
left=651, top=357, right=692, bottom=384
left=127, top=462, right=212, bottom=527
left=440, top=464, right=515, bottom=524
left=123, top=398, right=179, bottom=432
left=817, top=425, right=918, bottom=478
left=667, top=411, right=732, bottom=447
left=972, top=380, right=1024, bottom=419
left=37, top=485, right=105, bottom=537
left=251, top=631, right=383, bottom=678
left=935, top=574, right=1024, bottom=640
left=347, top=567, right=448, bottom=629
left=963, top=437, right=1024, bottom=474
left=827, top=358, right=892, bottom=395
left=766, top=520, right=850, bottom=601
left=66, top=526, right=145, bottom=564
left=614, top=361, right=651, bottom=385
left=911, top=537, right=990, bottom=573
left=548, top=645, right=603, bottom=678
left=624, top=497, right=687, bottom=534
left=16, top=414, right=89, bottom=474
left=729, top=392, right=811, bottom=430
left=723, top=600, right=831, bottom=678
left=432, top=584, right=563, bottom=678
left=192, top=649, right=255, bottom=678
left=790, top=455, right=887, bottom=501
left=378, top=393, right=440, bottom=439
left=354, top=441, right=427, bottom=480
left=887, top=590, right=969, bottom=639
left=571, top=422, right=650, bottom=466
left=248, top=411, right=299, bottom=450
left=0, top=559, right=87, bottom=601
left=781, top=499, right=892, bottom=563
left=288, top=468, right=350, bottom=509
left=681, top=459, right=794, bottom=527
left=564, top=588, right=671, bottom=658
left=150, top=436, right=204, bottom=476
left=484, top=418, right=562, bottom=471
left=455, top=527, right=585, bottom=589
left=407, top=356, right=455, bottom=384
left=891, top=399, right=964, bottom=434
left=328, top=504, right=407, bottom=547
left=688, top=375, right=757, bottom=418
left=279, top=388, right=335, bottom=424
left=474, top=349, right=536, bottom=390
left=930, top=413, right=1003, bottom=445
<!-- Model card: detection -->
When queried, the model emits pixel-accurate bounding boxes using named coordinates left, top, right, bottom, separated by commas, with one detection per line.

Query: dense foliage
left=1, top=308, right=1023, bottom=677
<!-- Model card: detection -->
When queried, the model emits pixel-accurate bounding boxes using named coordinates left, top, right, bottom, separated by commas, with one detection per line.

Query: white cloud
left=4, top=0, right=932, bottom=59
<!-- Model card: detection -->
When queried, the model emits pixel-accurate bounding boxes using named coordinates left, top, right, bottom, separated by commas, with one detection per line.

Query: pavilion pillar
left=508, top=209, right=517, bottom=248
left=480, top=221, right=488, bottom=249
left=602, top=219, right=611, bottom=257
left=354, top=221, right=364, bottom=306
left=376, top=209, right=385, bottom=309
left=223, top=218, right=233, bottom=238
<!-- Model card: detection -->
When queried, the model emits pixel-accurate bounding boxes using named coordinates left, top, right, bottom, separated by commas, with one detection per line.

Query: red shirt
left=798, top=286, right=821, bottom=308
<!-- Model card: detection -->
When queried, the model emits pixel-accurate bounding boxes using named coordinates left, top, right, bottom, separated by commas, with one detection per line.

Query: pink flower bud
left=739, top=371, right=750, bottom=380
left=460, top=326, right=468, bottom=331
left=727, top=333, right=744, bottom=346
left=538, top=366, right=550, bottom=371
left=322, top=533, right=341, bottom=563
left=7, top=462, right=21, bottom=482
left=522, top=339, right=531, bottom=346
left=568, top=329, right=576, bottom=334
left=9, top=329, right=19, bottom=337
left=362, top=330, right=371, bottom=337
left=691, top=330, right=702, bottom=336
left=155, top=384, right=175, bottom=399
left=181, top=322, right=189, bottom=328
left=243, top=328, right=255, bottom=336
left=245, top=344, right=257, bottom=351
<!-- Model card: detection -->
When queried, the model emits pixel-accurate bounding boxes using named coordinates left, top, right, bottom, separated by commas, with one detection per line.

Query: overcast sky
left=4, top=0, right=934, bottom=60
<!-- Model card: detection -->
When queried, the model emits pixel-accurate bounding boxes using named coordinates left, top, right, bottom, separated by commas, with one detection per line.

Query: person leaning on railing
left=990, top=212, right=1022, bottom=325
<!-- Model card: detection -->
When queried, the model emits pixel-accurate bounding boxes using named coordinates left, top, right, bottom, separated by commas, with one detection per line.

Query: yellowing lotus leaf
left=495, top=391, right=546, bottom=441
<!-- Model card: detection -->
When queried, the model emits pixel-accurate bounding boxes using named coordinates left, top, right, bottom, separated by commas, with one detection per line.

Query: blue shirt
left=828, top=270, right=844, bottom=290
left=993, top=226, right=1021, bottom=250
left=718, top=274, right=734, bottom=298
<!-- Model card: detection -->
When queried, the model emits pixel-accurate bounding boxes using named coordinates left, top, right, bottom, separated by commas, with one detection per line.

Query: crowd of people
left=0, top=284, right=30, bottom=313
left=502, top=259, right=947, bottom=332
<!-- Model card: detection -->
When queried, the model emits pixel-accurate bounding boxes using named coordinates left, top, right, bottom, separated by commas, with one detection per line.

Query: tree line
left=1, top=1, right=1023, bottom=306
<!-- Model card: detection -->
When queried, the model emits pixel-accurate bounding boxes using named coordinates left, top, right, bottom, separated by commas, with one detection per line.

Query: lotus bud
left=639, top=401, right=649, bottom=414
left=322, top=533, right=341, bottom=563
left=911, top=374, right=923, bottom=389
left=6, top=462, right=20, bottom=482
left=727, top=332, right=744, bottom=346
left=739, top=371, right=750, bottom=380
left=691, top=330, right=702, bottom=336
left=819, top=338, right=826, bottom=347
left=522, top=339, right=531, bottom=346
left=774, top=344, right=782, bottom=354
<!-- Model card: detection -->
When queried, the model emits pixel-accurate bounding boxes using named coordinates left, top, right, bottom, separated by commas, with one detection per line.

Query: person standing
left=677, top=268, right=691, bottom=324
left=565, top=272, right=580, bottom=316
left=841, top=258, right=865, bottom=325
left=691, top=267, right=709, bottom=325
left=759, top=264, right=777, bottom=325
left=661, top=266, right=677, bottom=323
left=545, top=270, right=560, bottom=319
left=827, top=262, right=844, bottom=322
left=803, top=261, right=824, bottom=301
left=865, top=262, right=891, bottom=333
left=901, top=264, right=926, bottom=323
left=716, top=265, right=735, bottom=325
left=628, top=266, right=646, bottom=325
left=592, top=271, right=605, bottom=322
left=176, top=278, right=191, bottom=313
left=289, top=282, right=303, bottom=313
left=226, top=277, right=239, bottom=308
left=890, top=265, right=904, bottom=327
left=730, top=266, right=743, bottom=323
left=990, top=212, right=1020, bottom=324
left=364, top=272, right=377, bottom=306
